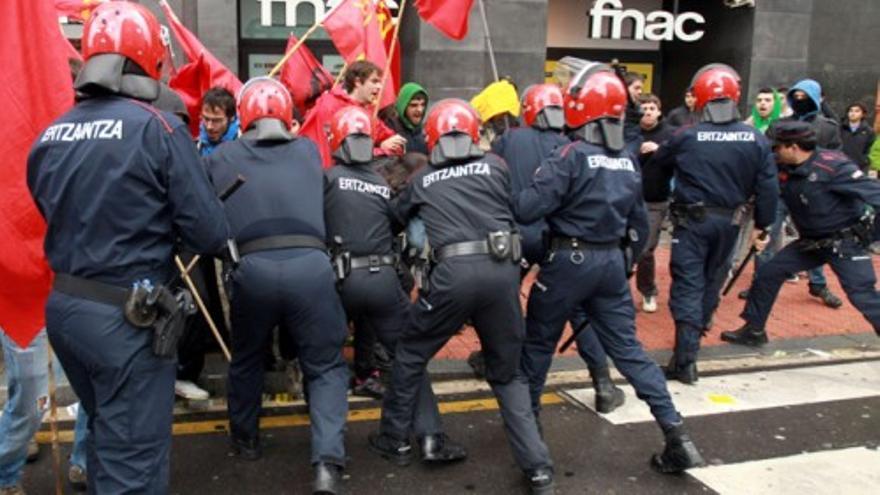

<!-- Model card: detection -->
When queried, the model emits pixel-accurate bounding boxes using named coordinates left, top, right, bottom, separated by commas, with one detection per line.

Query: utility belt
left=237, top=235, right=326, bottom=257
left=53, top=274, right=195, bottom=358
left=670, top=202, right=742, bottom=228
left=798, top=218, right=875, bottom=253
left=433, top=231, right=521, bottom=263
left=546, top=236, right=619, bottom=265
left=331, top=252, right=399, bottom=282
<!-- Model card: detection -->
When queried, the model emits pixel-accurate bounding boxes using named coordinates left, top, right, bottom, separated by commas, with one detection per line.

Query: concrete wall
left=402, top=0, right=549, bottom=102
left=746, top=0, right=813, bottom=102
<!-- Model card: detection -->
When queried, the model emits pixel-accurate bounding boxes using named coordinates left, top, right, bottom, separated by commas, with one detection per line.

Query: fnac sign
left=589, top=0, right=706, bottom=42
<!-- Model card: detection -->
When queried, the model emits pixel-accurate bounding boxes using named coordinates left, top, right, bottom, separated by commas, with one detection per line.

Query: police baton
left=173, top=175, right=247, bottom=362
left=558, top=319, right=591, bottom=354
left=723, top=230, right=768, bottom=296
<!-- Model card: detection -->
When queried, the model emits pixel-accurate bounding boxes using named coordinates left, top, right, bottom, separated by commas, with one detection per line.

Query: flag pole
left=47, top=344, right=63, bottom=495
left=374, top=0, right=408, bottom=118
left=267, top=0, right=349, bottom=78
left=334, top=61, right=349, bottom=87
left=477, top=0, right=499, bottom=82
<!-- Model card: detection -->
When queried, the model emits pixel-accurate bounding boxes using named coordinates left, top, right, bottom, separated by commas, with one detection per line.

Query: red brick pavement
left=435, top=246, right=879, bottom=360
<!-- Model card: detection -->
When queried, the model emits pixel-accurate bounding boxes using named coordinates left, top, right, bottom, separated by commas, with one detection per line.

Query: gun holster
left=670, top=202, right=707, bottom=228
left=332, top=252, right=351, bottom=282
left=124, top=284, right=195, bottom=358
left=487, top=230, right=522, bottom=262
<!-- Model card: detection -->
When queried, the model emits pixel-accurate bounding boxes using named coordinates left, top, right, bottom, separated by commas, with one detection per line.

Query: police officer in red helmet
left=652, top=64, right=778, bottom=384
left=204, top=77, right=350, bottom=494
left=369, top=99, right=556, bottom=494
left=513, top=62, right=706, bottom=474
left=27, top=2, right=230, bottom=492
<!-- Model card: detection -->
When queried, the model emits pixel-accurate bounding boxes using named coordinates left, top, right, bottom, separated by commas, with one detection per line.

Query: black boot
left=419, top=433, right=468, bottom=463
left=809, top=284, right=843, bottom=309
left=526, top=467, right=555, bottom=495
left=663, top=357, right=698, bottom=385
left=368, top=431, right=413, bottom=466
left=313, top=462, right=343, bottom=494
left=650, top=424, right=706, bottom=474
left=229, top=429, right=261, bottom=461
left=721, top=322, right=768, bottom=347
left=590, top=367, right=625, bottom=413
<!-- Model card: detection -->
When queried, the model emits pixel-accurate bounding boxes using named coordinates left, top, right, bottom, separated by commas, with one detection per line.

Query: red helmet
left=691, top=64, right=741, bottom=111
left=237, top=77, right=294, bottom=132
left=329, top=106, right=372, bottom=153
left=424, top=99, right=480, bottom=152
left=563, top=65, right=627, bottom=129
left=81, top=1, right=165, bottom=80
left=522, top=84, right=564, bottom=128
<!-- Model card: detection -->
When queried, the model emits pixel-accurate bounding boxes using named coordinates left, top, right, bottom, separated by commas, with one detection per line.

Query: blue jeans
left=0, top=330, right=49, bottom=488
left=70, top=406, right=88, bottom=470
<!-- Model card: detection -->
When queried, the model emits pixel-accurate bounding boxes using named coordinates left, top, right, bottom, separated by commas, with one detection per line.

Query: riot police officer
left=204, top=78, right=349, bottom=494
left=494, top=83, right=624, bottom=414
left=27, top=3, right=230, bottom=492
left=369, top=99, right=556, bottom=494
left=722, top=121, right=880, bottom=345
left=324, top=106, right=462, bottom=462
left=652, top=64, right=779, bottom=384
left=513, top=62, right=705, bottom=474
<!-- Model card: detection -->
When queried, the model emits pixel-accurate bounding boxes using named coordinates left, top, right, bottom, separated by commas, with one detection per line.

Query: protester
left=840, top=102, right=876, bottom=172
left=197, top=87, right=239, bottom=156
left=470, top=79, right=520, bottom=149
left=744, top=87, right=784, bottom=133
left=665, top=88, right=699, bottom=128
left=385, top=82, right=429, bottom=154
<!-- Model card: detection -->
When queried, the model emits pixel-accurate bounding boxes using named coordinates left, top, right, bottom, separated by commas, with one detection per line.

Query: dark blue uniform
left=380, top=153, right=552, bottom=474
left=323, top=162, right=443, bottom=435
left=204, top=137, right=349, bottom=467
left=743, top=149, right=880, bottom=332
left=513, top=140, right=683, bottom=428
left=28, top=96, right=229, bottom=493
left=652, top=122, right=778, bottom=367
left=493, top=127, right=611, bottom=381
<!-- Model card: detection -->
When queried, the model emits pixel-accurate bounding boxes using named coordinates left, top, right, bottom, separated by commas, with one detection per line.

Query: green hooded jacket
left=395, top=82, right=429, bottom=131
left=749, top=89, right=783, bottom=133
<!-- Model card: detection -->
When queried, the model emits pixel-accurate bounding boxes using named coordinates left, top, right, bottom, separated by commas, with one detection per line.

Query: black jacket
left=638, top=121, right=674, bottom=202
left=840, top=121, right=876, bottom=171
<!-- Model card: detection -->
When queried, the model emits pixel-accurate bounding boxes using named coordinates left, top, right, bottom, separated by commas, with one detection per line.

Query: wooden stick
left=46, top=343, right=63, bottom=495
left=175, top=256, right=232, bottom=361
left=374, top=0, right=408, bottom=118
left=334, top=61, right=349, bottom=87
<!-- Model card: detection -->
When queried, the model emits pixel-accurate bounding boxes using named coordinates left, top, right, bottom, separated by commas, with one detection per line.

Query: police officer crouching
left=27, top=3, right=231, bottom=492
left=513, top=62, right=705, bottom=474
left=204, top=78, right=349, bottom=494
left=324, top=106, right=459, bottom=460
left=652, top=64, right=778, bottom=384
left=369, top=99, right=556, bottom=494
left=723, top=121, right=880, bottom=345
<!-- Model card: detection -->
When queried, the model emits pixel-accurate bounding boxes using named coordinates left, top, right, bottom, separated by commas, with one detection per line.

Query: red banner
left=279, top=35, right=334, bottom=118
left=54, top=0, right=106, bottom=22
left=414, top=0, right=475, bottom=41
left=1, top=0, right=76, bottom=347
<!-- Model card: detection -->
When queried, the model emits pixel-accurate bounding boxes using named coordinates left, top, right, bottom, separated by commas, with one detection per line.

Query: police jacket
left=652, top=121, right=779, bottom=229
left=27, top=96, right=229, bottom=287
left=204, top=137, right=325, bottom=248
left=492, top=127, right=569, bottom=197
left=512, top=140, right=649, bottom=257
left=780, top=149, right=880, bottom=239
left=324, top=161, right=399, bottom=256
left=393, top=153, right=516, bottom=249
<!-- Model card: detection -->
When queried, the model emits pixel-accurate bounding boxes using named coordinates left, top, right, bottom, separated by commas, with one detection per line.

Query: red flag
left=54, top=0, right=106, bottom=22
left=323, top=0, right=395, bottom=108
left=279, top=35, right=334, bottom=117
left=1, top=0, right=75, bottom=347
left=160, top=0, right=242, bottom=136
left=377, top=0, right=401, bottom=92
left=415, top=0, right=475, bottom=40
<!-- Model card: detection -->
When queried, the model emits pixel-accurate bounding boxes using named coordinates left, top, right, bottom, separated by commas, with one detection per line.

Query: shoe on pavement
left=313, top=462, right=343, bottom=495
left=663, top=357, right=698, bottom=385
left=0, top=484, right=25, bottom=495
left=642, top=295, right=658, bottom=313
left=175, top=380, right=209, bottom=400
left=721, top=323, right=768, bottom=347
left=590, top=367, right=625, bottom=414
left=419, top=433, right=467, bottom=463
left=26, top=439, right=39, bottom=463
left=651, top=424, right=706, bottom=474
left=368, top=431, right=413, bottom=466
left=68, top=464, right=87, bottom=492
left=809, top=285, right=843, bottom=309
left=527, top=467, right=555, bottom=495
left=229, top=432, right=262, bottom=461
left=352, top=374, right=385, bottom=399
left=738, top=289, right=749, bottom=300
